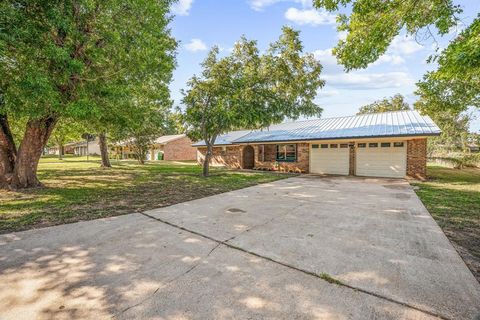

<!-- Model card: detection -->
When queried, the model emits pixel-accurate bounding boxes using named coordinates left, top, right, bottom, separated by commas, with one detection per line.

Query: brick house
left=113, top=134, right=197, bottom=161
left=148, top=134, right=197, bottom=161
left=194, top=111, right=441, bottom=179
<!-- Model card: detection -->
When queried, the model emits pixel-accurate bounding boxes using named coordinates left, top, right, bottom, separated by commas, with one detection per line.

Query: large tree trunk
left=0, top=114, right=17, bottom=188
left=10, top=116, right=57, bottom=189
left=98, top=132, right=111, bottom=168
left=58, top=143, right=63, bottom=160
left=137, top=149, right=145, bottom=165
left=202, top=142, right=213, bottom=177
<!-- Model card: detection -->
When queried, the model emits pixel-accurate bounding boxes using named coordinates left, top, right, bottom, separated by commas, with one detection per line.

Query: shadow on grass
left=0, top=163, right=286, bottom=233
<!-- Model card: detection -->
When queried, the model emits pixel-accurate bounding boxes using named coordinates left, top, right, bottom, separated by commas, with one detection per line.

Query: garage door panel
left=356, top=144, right=406, bottom=178
left=310, top=147, right=349, bottom=175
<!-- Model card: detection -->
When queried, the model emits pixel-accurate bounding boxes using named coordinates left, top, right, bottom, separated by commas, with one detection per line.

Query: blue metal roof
left=192, top=130, right=252, bottom=146
left=192, top=111, right=441, bottom=146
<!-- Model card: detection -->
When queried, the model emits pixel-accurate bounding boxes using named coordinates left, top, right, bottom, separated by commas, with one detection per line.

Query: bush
left=429, top=154, right=480, bottom=169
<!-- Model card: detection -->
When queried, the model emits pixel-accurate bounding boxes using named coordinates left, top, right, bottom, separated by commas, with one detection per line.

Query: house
left=112, top=134, right=197, bottom=161
left=72, top=138, right=101, bottom=156
left=193, top=110, right=441, bottom=179
left=467, top=145, right=479, bottom=153
left=147, top=134, right=197, bottom=161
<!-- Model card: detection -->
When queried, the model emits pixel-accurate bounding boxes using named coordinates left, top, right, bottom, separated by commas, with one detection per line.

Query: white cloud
left=372, top=54, right=405, bottom=66
left=323, top=72, right=414, bottom=90
left=249, top=0, right=310, bottom=11
left=312, top=48, right=337, bottom=66
left=337, top=30, right=348, bottom=41
left=172, top=0, right=194, bottom=16
left=285, top=7, right=336, bottom=26
left=317, top=89, right=340, bottom=97
left=184, top=39, right=207, bottom=52
left=390, top=36, right=423, bottom=55
left=249, top=0, right=281, bottom=10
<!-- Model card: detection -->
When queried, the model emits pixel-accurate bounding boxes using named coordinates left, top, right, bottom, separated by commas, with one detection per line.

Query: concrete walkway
left=1, top=176, right=479, bottom=319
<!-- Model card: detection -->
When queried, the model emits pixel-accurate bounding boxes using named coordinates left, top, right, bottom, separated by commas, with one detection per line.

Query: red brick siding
left=197, top=146, right=242, bottom=168
left=407, top=138, right=427, bottom=179
left=163, top=136, right=197, bottom=161
left=253, top=143, right=309, bottom=173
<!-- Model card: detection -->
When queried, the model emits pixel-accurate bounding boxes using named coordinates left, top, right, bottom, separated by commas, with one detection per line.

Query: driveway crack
left=112, top=232, right=221, bottom=319
left=223, top=207, right=296, bottom=243
left=139, top=212, right=449, bottom=320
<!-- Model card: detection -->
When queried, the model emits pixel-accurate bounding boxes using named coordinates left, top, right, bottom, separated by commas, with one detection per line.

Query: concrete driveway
left=1, top=176, right=479, bottom=320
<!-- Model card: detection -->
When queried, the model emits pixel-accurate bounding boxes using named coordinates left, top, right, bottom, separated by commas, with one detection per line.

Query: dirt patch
left=444, top=228, right=480, bottom=282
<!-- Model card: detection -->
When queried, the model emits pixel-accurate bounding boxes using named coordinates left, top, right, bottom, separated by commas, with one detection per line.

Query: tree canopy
left=0, top=0, right=176, bottom=188
left=183, top=27, right=325, bottom=176
left=357, top=94, right=410, bottom=115
left=414, top=16, right=479, bottom=154
left=312, top=0, right=462, bottom=70
left=416, top=16, right=479, bottom=115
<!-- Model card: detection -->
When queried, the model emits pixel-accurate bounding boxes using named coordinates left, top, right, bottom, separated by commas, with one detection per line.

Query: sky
left=169, top=0, right=480, bottom=132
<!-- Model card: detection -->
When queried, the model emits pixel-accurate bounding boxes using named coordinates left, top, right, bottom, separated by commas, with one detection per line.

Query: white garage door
left=310, top=143, right=349, bottom=175
left=356, top=142, right=406, bottom=178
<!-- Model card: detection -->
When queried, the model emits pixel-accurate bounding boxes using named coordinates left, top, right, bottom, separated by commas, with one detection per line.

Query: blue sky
left=169, top=0, right=480, bottom=132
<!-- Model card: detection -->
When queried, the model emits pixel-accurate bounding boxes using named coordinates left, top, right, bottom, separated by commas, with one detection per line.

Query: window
left=394, top=142, right=404, bottom=147
left=320, top=144, right=328, bottom=149
left=358, top=143, right=366, bottom=148
left=276, top=144, right=296, bottom=162
left=312, top=144, right=319, bottom=149
left=381, top=142, right=391, bottom=147
left=340, top=144, right=348, bottom=148
left=330, top=144, right=338, bottom=148
left=369, top=143, right=378, bottom=148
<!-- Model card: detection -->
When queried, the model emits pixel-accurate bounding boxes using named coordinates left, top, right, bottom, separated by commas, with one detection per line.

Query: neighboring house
left=467, top=145, right=479, bottom=153
left=112, top=134, right=197, bottom=161
left=45, top=143, right=75, bottom=156
left=193, top=110, right=441, bottom=179
left=147, top=134, right=197, bottom=161
left=72, top=138, right=101, bottom=156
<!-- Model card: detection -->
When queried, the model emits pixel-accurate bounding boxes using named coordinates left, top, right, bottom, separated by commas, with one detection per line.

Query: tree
left=183, top=27, right=324, bottom=176
left=97, top=132, right=111, bottom=167
left=414, top=16, right=479, bottom=155
left=123, top=113, right=166, bottom=165
left=312, top=0, right=462, bottom=70
left=0, top=0, right=176, bottom=189
left=415, top=98, right=471, bottom=155
left=48, top=119, right=83, bottom=160
left=165, top=110, right=186, bottom=135
left=416, top=16, right=479, bottom=114
left=357, top=94, right=410, bottom=115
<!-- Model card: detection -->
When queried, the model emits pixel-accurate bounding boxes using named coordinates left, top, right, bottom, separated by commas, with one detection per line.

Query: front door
left=243, top=145, right=254, bottom=169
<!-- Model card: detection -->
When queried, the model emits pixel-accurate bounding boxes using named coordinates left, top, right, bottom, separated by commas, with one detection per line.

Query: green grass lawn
left=39, top=154, right=103, bottom=163
left=0, top=158, right=289, bottom=233
left=412, top=165, right=480, bottom=280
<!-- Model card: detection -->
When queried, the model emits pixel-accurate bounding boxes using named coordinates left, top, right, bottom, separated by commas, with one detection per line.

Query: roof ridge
left=276, top=110, right=417, bottom=126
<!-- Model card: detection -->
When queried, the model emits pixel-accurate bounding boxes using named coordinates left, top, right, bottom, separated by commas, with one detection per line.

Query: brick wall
left=407, top=138, right=427, bottom=180
left=348, top=142, right=355, bottom=176
left=253, top=143, right=309, bottom=173
left=197, top=146, right=242, bottom=168
left=163, top=136, right=197, bottom=161
left=197, top=143, right=310, bottom=172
